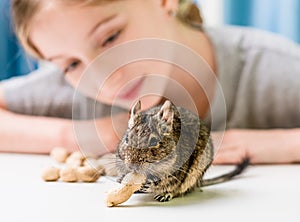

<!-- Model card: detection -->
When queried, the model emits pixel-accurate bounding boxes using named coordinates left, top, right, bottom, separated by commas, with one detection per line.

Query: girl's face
left=30, top=0, right=181, bottom=108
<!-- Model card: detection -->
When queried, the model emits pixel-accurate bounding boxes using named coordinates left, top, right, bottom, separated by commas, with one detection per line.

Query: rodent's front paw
left=154, top=193, right=173, bottom=202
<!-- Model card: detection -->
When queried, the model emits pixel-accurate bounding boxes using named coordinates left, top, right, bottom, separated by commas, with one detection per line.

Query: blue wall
left=0, top=0, right=37, bottom=80
left=224, top=0, right=300, bottom=43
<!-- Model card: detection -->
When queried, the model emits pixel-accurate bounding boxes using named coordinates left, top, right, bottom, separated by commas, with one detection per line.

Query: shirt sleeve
left=1, top=63, right=116, bottom=120
left=1, top=64, right=76, bottom=118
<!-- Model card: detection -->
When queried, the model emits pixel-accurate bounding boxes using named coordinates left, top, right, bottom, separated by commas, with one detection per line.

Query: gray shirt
left=1, top=64, right=110, bottom=120
left=2, top=26, right=300, bottom=129
left=205, top=26, right=300, bottom=129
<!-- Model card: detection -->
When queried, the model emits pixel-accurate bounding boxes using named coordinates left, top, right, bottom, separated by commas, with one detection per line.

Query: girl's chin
left=124, top=96, right=163, bottom=110
left=96, top=95, right=162, bottom=111
left=138, top=96, right=163, bottom=109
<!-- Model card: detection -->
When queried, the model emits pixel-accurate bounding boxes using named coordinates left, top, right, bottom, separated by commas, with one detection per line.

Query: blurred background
left=0, top=0, right=37, bottom=81
left=198, top=0, right=300, bottom=43
left=1, top=0, right=299, bottom=81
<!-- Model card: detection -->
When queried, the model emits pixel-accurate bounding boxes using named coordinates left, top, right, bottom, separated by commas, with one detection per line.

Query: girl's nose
left=81, top=52, right=98, bottom=67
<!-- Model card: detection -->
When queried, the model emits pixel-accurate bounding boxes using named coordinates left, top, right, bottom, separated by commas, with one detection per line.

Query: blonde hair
left=178, top=0, right=203, bottom=26
left=11, top=0, right=203, bottom=59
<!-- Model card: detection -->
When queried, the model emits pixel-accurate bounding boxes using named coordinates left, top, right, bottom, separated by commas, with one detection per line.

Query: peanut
left=68, top=151, right=85, bottom=161
left=50, top=147, right=69, bottom=163
left=41, top=167, right=60, bottom=181
left=65, top=151, right=85, bottom=167
left=43, top=150, right=107, bottom=183
left=106, top=173, right=146, bottom=207
left=77, top=166, right=103, bottom=182
left=60, top=167, right=78, bottom=182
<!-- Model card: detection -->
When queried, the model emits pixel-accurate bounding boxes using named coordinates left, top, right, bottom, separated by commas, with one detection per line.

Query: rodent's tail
left=201, top=158, right=250, bottom=187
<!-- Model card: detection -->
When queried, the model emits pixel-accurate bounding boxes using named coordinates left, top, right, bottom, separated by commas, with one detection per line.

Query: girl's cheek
left=65, top=65, right=87, bottom=89
left=65, top=75, right=78, bottom=87
left=66, top=72, right=81, bottom=87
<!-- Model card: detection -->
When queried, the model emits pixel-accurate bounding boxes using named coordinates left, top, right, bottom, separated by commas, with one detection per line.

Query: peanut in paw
left=106, top=173, right=146, bottom=207
left=50, top=147, right=69, bottom=163
left=77, top=166, right=103, bottom=182
left=41, top=166, right=60, bottom=182
left=60, top=167, right=78, bottom=182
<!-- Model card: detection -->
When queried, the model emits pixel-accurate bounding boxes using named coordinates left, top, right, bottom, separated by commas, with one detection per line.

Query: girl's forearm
left=285, top=129, right=300, bottom=163
left=0, top=108, right=78, bottom=154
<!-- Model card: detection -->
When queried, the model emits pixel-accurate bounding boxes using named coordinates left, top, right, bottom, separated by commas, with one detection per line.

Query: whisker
left=171, top=167, right=189, bottom=175
left=86, top=161, right=119, bottom=170
left=148, top=167, right=181, bottom=184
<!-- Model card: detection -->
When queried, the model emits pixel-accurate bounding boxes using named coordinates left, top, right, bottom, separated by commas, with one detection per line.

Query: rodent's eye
left=125, top=135, right=129, bottom=144
left=149, top=137, right=159, bottom=147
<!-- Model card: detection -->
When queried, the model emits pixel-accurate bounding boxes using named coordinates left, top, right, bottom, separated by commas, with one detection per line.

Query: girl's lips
left=117, top=77, right=145, bottom=100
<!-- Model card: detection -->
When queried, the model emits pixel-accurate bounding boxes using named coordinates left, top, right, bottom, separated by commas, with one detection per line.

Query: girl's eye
left=64, top=61, right=80, bottom=74
left=102, top=30, right=121, bottom=47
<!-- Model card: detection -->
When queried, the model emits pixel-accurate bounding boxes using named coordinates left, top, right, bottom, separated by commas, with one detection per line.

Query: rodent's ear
left=131, top=100, right=141, bottom=115
left=158, top=100, right=174, bottom=124
left=128, top=100, right=141, bottom=129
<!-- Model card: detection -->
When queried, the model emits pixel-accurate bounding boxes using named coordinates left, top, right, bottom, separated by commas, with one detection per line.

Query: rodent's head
left=117, top=100, right=180, bottom=177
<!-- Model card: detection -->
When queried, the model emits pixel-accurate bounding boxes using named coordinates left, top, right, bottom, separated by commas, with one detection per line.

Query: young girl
left=2, top=0, right=300, bottom=164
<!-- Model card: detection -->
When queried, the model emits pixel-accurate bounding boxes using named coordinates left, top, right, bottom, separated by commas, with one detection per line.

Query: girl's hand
left=211, top=129, right=300, bottom=164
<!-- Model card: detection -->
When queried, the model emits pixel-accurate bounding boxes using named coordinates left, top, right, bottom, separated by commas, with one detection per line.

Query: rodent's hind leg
left=154, top=193, right=173, bottom=202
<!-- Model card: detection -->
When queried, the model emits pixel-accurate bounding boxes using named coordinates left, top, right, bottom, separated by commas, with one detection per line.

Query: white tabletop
left=0, top=153, right=299, bottom=222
